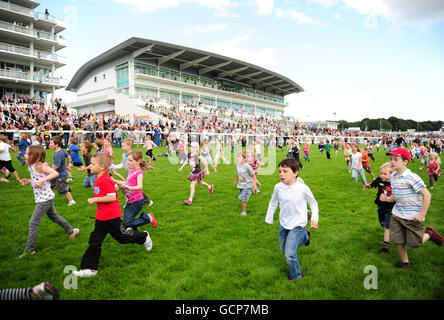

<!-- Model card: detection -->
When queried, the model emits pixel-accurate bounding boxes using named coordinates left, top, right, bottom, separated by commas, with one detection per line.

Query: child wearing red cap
left=381, top=148, right=443, bottom=268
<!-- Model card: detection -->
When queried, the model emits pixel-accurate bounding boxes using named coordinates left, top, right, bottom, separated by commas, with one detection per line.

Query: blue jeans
left=279, top=225, right=309, bottom=280
left=115, top=137, right=122, bottom=148
left=352, top=167, right=367, bottom=185
left=83, top=174, right=97, bottom=189
left=17, top=151, right=26, bottom=165
left=123, top=199, right=149, bottom=229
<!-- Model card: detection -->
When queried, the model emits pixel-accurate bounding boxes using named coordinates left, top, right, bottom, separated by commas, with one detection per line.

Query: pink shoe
left=148, top=212, right=157, bottom=228
left=184, top=200, right=192, bottom=205
left=209, top=185, right=214, bottom=194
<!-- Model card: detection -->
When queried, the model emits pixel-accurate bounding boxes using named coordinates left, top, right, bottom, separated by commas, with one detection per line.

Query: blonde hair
left=380, top=162, right=393, bottom=173
left=92, top=152, right=111, bottom=169
left=429, top=152, right=441, bottom=164
left=122, top=139, right=133, bottom=147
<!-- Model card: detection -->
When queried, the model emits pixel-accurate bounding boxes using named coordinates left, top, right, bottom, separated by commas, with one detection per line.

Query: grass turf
left=0, top=144, right=443, bottom=300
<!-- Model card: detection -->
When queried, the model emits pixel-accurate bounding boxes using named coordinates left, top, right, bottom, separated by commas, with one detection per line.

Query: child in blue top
left=49, top=136, right=76, bottom=206
left=16, top=132, right=31, bottom=166
left=67, top=137, right=82, bottom=183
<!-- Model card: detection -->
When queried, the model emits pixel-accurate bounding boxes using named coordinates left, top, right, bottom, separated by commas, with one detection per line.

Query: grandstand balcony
left=0, top=68, right=67, bottom=89
left=134, top=69, right=287, bottom=108
left=0, top=42, right=67, bottom=68
left=0, top=21, right=67, bottom=51
left=0, top=1, right=67, bottom=33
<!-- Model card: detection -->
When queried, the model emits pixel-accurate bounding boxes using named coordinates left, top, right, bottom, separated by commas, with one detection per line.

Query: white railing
left=0, top=68, right=67, bottom=85
left=0, top=42, right=67, bottom=64
left=0, top=1, right=67, bottom=27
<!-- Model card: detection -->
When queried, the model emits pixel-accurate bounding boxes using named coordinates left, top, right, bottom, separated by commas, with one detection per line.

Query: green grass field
left=1, top=144, right=443, bottom=300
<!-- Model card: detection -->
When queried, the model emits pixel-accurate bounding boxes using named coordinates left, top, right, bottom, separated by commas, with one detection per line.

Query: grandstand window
left=201, top=96, right=215, bottom=106
left=244, top=104, right=253, bottom=112
left=116, top=65, right=129, bottom=88
left=217, top=100, right=230, bottom=108
left=182, top=92, right=198, bottom=104
left=135, top=86, right=157, bottom=98
left=232, top=102, right=242, bottom=111
left=160, top=89, right=179, bottom=101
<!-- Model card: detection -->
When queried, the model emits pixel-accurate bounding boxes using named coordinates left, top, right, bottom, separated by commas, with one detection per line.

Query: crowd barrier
left=0, top=129, right=375, bottom=147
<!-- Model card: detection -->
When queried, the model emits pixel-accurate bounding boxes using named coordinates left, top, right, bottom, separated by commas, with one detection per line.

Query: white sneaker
left=148, top=200, right=154, bottom=206
left=68, top=200, right=76, bottom=206
left=144, top=231, right=153, bottom=251
left=72, top=269, right=97, bottom=277
left=241, top=211, right=247, bottom=216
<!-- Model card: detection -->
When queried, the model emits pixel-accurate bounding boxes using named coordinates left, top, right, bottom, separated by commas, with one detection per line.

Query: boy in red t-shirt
left=72, top=153, right=153, bottom=278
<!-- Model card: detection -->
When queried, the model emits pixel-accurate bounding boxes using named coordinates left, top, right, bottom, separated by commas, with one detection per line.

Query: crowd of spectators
left=0, top=95, right=443, bottom=150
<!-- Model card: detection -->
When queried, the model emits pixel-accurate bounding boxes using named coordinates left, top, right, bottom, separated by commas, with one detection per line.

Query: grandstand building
left=0, top=0, right=67, bottom=102
left=66, top=37, right=303, bottom=119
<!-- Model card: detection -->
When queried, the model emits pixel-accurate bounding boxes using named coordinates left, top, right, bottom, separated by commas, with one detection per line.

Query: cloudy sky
left=45, top=0, right=444, bottom=122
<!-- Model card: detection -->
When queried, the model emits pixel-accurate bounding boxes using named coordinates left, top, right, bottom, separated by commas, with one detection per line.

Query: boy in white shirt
left=265, top=158, right=319, bottom=280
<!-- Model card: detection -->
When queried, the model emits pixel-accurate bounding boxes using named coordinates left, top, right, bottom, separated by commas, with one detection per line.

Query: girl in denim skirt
left=178, top=142, right=213, bottom=205
left=112, top=150, right=157, bottom=234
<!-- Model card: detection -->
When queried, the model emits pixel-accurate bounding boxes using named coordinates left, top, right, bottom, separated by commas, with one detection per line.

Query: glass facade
left=116, top=64, right=129, bottom=88
left=133, top=61, right=286, bottom=104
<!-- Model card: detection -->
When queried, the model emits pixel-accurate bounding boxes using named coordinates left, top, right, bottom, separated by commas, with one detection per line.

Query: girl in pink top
left=113, top=150, right=157, bottom=233
left=303, top=142, right=310, bottom=162
left=144, top=135, right=158, bottom=161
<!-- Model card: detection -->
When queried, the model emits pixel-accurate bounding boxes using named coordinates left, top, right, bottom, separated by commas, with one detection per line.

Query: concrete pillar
left=128, top=60, right=135, bottom=97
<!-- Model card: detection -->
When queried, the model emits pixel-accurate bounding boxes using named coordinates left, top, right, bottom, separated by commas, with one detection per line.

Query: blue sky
left=43, top=0, right=444, bottom=122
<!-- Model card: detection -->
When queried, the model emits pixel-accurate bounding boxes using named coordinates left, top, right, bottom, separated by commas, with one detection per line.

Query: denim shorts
left=238, top=188, right=252, bottom=203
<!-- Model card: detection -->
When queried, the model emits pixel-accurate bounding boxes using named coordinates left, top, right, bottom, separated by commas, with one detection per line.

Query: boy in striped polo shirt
left=381, top=148, right=443, bottom=268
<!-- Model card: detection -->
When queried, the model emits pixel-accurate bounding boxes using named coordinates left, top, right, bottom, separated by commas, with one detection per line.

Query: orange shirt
left=361, top=154, right=370, bottom=168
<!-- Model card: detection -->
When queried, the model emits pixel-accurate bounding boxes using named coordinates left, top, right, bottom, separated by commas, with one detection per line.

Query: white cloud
left=203, top=30, right=277, bottom=69
left=112, top=0, right=236, bottom=14
left=312, top=0, right=444, bottom=30
left=181, top=23, right=228, bottom=36
left=274, top=7, right=326, bottom=27
left=254, top=0, right=275, bottom=15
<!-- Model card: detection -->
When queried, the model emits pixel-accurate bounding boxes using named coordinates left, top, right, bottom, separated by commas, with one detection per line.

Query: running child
left=0, top=134, right=21, bottom=182
left=113, top=139, right=154, bottom=206
left=15, top=132, right=31, bottom=166
left=247, top=149, right=262, bottom=193
left=361, top=147, right=375, bottom=181
left=363, top=162, right=395, bottom=253
left=265, top=158, right=319, bottom=281
left=19, top=145, right=79, bottom=259
left=77, top=140, right=95, bottom=189
left=49, top=136, right=76, bottom=206
left=427, top=152, right=441, bottom=189
left=381, top=147, right=443, bottom=268
left=366, top=141, right=375, bottom=162
left=303, top=142, right=310, bottom=162
left=419, top=145, right=429, bottom=170
left=112, top=150, right=157, bottom=233
left=67, top=137, right=83, bottom=183
left=72, top=152, right=153, bottom=278
left=178, top=137, right=187, bottom=165
left=103, top=137, right=125, bottom=180
left=201, top=140, right=217, bottom=172
left=350, top=144, right=367, bottom=185
left=233, top=150, right=255, bottom=216
left=178, top=141, right=214, bottom=205
left=144, top=135, right=158, bottom=162
left=344, top=143, right=352, bottom=173
left=324, top=140, right=333, bottom=160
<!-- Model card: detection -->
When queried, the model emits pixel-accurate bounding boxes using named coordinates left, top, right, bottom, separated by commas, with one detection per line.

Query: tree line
left=336, top=117, right=443, bottom=132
